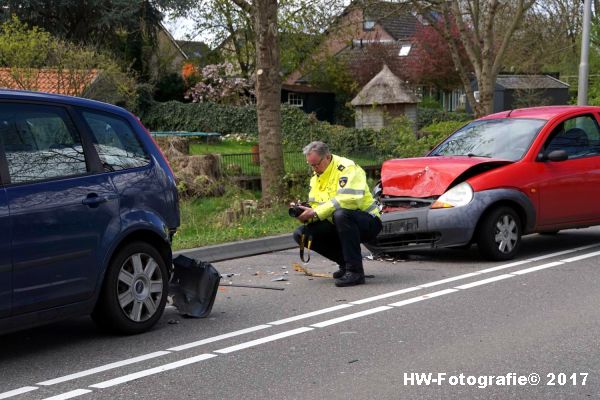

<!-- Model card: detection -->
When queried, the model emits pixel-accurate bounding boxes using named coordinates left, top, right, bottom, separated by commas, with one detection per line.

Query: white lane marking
left=561, top=249, right=600, bottom=263
left=268, top=304, right=354, bottom=325
left=511, top=261, right=564, bottom=275
left=388, top=288, right=458, bottom=307
left=477, top=260, right=531, bottom=274
left=351, top=244, right=600, bottom=306
left=454, top=274, right=515, bottom=290
left=37, top=351, right=171, bottom=385
left=90, top=354, right=217, bottom=389
left=310, top=306, right=393, bottom=328
left=41, top=389, right=92, bottom=400
left=168, top=325, right=271, bottom=351
left=214, top=327, right=313, bottom=354
left=529, top=243, right=600, bottom=261
left=418, top=273, right=481, bottom=287
left=0, top=387, right=38, bottom=399
left=350, top=287, right=421, bottom=304
left=20, top=244, right=600, bottom=394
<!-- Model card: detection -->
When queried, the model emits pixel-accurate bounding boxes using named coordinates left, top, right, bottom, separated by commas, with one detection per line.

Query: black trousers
left=293, top=209, right=382, bottom=273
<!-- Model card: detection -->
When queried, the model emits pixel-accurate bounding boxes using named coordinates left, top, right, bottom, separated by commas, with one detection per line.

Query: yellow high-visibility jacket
left=308, top=154, right=380, bottom=221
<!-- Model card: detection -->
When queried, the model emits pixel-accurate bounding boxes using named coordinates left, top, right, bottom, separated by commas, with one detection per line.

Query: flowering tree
left=405, top=20, right=468, bottom=91
left=185, top=62, right=254, bottom=105
left=411, top=0, right=536, bottom=117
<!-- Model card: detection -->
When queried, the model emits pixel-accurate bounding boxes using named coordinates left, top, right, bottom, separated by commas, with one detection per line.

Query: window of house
left=1, top=105, right=88, bottom=184
left=81, top=111, right=150, bottom=171
left=288, top=93, right=304, bottom=107
left=363, top=20, right=375, bottom=30
left=399, top=44, right=412, bottom=56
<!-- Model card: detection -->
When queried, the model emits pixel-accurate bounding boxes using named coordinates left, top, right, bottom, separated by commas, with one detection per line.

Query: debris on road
left=271, top=276, right=288, bottom=282
left=292, top=263, right=332, bottom=278
left=220, top=283, right=285, bottom=291
left=169, top=255, right=221, bottom=318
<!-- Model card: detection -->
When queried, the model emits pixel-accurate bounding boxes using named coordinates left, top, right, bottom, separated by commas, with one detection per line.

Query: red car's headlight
left=431, top=182, right=474, bottom=209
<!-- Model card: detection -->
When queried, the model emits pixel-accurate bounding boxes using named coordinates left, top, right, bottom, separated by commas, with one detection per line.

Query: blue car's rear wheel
left=92, top=242, right=168, bottom=334
left=477, top=206, right=521, bottom=261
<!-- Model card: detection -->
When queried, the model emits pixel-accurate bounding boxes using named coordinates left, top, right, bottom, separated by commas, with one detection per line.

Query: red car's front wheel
left=477, top=206, right=522, bottom=261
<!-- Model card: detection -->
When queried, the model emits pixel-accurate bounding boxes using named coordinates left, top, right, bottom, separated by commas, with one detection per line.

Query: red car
left=365, top=106, right=600, bottom=261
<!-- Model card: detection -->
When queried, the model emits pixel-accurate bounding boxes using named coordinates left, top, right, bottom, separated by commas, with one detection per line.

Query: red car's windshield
left=429, top=118, right=546, bottom=161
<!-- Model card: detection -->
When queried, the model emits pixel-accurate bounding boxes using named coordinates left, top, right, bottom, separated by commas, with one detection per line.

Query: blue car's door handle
left=82, top=193, right=118, bottom=207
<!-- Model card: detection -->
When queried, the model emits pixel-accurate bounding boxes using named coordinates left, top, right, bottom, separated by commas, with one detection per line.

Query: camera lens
left=288, top=206, right=302, bottom=217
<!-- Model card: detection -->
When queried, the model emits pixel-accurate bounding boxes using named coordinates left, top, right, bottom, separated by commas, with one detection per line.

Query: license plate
left=382, top=218, right=418, bottom=235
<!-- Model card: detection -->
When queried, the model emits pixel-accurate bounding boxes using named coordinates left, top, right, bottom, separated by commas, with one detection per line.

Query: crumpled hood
left=381, top=156, right=512, bottom=197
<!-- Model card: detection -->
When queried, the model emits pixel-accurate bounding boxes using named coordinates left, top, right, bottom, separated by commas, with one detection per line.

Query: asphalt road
left=2, top=228, right=600, bottom=399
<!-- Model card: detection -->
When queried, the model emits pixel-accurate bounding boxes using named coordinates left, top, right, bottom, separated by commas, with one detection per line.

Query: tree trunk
left=413, top=0, right=535, bottom=118
left=254, top=0, right=285, bottom=204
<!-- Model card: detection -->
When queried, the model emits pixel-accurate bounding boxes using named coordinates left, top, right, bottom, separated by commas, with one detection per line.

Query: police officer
left=292, top=141, right=382, bottom=287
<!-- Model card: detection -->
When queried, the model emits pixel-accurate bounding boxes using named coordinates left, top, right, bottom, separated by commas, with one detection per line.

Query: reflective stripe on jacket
left=308, top=154, right=380, bottom=221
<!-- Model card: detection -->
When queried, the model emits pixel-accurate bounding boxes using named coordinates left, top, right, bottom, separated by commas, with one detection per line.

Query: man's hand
left=297, top=205, right=316, bottom=222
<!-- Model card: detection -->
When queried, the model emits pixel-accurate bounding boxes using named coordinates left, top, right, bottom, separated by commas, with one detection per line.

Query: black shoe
left=332, top=268, right=346, bottom=279
left=334, top=271, right=365, bottom=287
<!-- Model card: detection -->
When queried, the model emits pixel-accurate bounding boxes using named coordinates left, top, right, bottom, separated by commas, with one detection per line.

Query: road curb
left=176, top=233, right=296, bottom=263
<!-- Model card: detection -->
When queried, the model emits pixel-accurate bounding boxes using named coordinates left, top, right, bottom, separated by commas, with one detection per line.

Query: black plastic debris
left=169, top=255, right=221, bottom=318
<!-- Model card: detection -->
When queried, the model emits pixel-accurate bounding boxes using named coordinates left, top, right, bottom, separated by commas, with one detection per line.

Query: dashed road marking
left=168, top=325, right=271, bottom=351
left=214, top=327, right=314, bottom=354
left=0, top=387, right=38, bottom=399
left=89, top=354, right=217, bottom=389
left=37, top=351, right=171, bottom=386
left=5, top=243, right=600, bottom=399
left=40, top=389, right=91, bottom=400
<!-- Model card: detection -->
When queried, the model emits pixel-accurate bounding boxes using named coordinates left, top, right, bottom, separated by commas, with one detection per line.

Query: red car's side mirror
left=538, top=149, right=568, bottom=162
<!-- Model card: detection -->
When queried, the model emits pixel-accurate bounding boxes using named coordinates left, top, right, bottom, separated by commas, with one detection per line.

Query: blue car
left=0, top=90, right=180, bottom=335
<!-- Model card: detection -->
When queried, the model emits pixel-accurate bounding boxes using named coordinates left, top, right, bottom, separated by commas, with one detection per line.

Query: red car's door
left=536, top=114, right=600, bottom=227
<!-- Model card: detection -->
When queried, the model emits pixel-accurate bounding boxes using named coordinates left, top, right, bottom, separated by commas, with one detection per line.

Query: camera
left=288, top=202, right=310, bottom=218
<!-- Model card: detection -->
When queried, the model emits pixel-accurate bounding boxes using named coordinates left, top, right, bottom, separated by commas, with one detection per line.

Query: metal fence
left=219, top=151, right=384, bottom=177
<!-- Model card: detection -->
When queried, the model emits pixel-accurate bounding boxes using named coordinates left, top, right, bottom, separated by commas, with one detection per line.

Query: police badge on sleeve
left=339, top=177, right=348, bottom=187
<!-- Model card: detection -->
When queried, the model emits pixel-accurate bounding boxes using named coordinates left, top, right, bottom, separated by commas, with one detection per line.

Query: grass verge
left=173, top=190, right=300, bottom=251
left=190, top=140, right=255, bottom=155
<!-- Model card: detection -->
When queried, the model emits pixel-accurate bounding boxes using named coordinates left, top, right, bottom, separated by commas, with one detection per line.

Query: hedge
left=416, top=108, right=472, bottom=129
left=140, top=100, right=471, bottom=159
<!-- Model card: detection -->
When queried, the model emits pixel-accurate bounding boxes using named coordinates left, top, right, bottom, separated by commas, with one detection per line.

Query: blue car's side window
left=0, top=105, right=87, bottom=184
left=81, top=111, right=150, bottom=171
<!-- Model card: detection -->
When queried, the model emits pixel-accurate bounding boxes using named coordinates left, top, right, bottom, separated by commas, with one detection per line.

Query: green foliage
left=175, top=188, right=299, bottom=250
left=417, top=107, right=472, bottom=130
left=1, top=0, right=177, bottom=80
left=0, top=16, right=137, bottom=107
left=0, top=16, right=50, bottom=68
left=142, top=101, right=434, bottom=159
left=141, top=100, right=259, bottom=134
left=419, top=120, right=468, bottom=150
left=282, top=113, right=418, bottom=160
left=154, top=72, right=185, bottom=102
left=418, top=96, right=443, bottom=109
left=130, top=83, right=156, bottom=116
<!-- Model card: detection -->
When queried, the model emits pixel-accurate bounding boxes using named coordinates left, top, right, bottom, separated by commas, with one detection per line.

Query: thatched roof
left=351, top=64, right=418, bottom=106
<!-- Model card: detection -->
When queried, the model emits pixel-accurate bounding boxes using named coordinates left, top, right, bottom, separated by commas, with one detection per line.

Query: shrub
left=419, top=96, right=443, bottom=109
left=155, top=73, right=186, bottom=102
left=141, top=101, right=456, bottom=160
left=140, top=101, right=258, bottom=135
left=418, top=120, right=471, bottom=152
left=417, top=107, right=472, bottom=129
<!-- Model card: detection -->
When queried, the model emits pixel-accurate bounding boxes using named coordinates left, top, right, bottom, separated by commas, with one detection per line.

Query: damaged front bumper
left=365, top=189, right=535, bottom=255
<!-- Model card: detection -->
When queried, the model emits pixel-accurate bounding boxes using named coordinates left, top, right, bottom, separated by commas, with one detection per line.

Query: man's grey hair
left=303, top=141, right=330, bottom=157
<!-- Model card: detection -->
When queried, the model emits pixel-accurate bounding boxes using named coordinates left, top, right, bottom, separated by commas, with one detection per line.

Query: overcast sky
left=163, top=16, right=196, bottom=41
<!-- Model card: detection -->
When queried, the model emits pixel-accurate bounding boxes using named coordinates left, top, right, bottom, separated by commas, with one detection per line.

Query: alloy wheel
left=117, top=252, right=164, bottom=322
